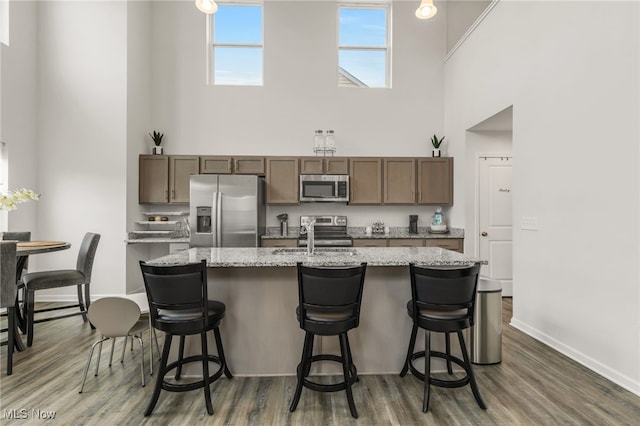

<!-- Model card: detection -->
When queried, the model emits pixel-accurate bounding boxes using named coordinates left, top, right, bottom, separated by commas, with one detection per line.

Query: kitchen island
left=145, top=247, right=483, bottom=376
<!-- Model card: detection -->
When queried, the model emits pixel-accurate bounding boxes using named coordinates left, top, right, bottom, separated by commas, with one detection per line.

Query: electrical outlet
left=521, top=216, right=538, bottom=231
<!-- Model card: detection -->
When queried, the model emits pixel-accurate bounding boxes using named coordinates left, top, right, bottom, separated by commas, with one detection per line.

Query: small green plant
left=149, top=131, right=164, bottom=146
left=431, top=134, right=445, bottom=149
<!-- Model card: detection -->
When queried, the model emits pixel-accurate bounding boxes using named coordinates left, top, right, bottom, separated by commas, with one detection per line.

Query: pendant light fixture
left=415, top=0, right=438, bottom=19
left=195, top=0, right=218, bottom=14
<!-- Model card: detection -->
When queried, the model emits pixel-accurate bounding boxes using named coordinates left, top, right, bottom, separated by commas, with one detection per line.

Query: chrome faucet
left=305, top=219, right=316, bottom=256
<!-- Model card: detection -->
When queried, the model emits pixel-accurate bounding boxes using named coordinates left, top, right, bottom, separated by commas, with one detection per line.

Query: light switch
left=521, top=216, right=538, bottom=231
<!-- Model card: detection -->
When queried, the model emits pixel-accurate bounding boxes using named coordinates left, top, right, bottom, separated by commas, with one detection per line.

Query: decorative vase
left=432, top=148, right=441, bottom=157
left=153, top=146, right=163, bottom=155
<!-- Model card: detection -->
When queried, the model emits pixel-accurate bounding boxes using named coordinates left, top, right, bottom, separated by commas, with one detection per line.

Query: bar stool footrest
left=162, top=354, right=224, bottom=393
left=299, top=354, right=358, bottom=393
left=408, top=350, right=471, bottom=388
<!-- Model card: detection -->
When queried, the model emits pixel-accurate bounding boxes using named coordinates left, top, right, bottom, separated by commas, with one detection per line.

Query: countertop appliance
left=299, top=175, right=349, bottom=203
left=298, top=215, right=352, bottom=247
left=190, top=175, right=266, bottom=248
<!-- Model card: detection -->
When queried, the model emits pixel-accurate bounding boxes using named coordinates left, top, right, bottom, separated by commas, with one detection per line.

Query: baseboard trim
left=510, top=317, right=640, bottom=396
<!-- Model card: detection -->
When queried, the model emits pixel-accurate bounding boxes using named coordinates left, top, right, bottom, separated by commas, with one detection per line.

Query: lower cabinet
left=353, top=238, right=463, bottom=252
left=388, top=239, right=425, bottom=248
left=352, top=239, right=388, bottom=247
left=425, top=238, right=463, bottom=252
left=261, top=239, right=298, bottom=248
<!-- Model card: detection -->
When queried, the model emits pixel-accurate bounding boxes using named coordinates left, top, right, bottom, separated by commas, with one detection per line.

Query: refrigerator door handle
left=216, top=191, right=222, bottom=247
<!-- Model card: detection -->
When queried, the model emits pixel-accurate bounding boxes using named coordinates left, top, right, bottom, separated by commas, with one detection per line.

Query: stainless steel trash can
left=470, top=278, right=502, bottom=364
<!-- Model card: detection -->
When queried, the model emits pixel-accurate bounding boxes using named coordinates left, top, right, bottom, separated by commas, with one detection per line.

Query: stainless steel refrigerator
left=189, top=175, right=266, bottom=248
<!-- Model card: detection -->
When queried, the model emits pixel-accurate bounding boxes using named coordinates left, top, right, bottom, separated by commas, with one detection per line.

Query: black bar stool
left=289, top=262, right=367, bottom=419
left=399, top=263, right=486, bottom=413
left=139, top=260, right=232, bottom=417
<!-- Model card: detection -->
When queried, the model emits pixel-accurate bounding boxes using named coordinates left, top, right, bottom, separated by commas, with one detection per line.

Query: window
left=338, top=3, right=391, bottom=88
left=209, top=2, right=263, bottom=86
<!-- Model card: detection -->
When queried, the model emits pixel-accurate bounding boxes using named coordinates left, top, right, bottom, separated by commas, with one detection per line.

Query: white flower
left=0, top=189, right=40, bottom=211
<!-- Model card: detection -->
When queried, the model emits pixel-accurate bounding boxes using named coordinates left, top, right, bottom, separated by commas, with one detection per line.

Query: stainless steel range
left=298, top=215, right=352, bottom=247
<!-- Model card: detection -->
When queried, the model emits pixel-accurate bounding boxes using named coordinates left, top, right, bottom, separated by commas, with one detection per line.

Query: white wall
left=35, top=1, right=129, bottom=297
left=147, top=1, right=449, bottom=228
left=445, top=1, right=639, bottom=394
left=446, top=0, right=491, bottom=52
left=1, top=0, right=38, bottom=234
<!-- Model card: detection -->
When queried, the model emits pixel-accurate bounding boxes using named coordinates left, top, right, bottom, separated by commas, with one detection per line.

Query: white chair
left=79, top=297, right=147, bottom=393
left=120, top=292, right=161, bottom=375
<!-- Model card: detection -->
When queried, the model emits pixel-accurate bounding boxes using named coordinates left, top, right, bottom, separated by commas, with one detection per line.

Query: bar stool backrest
left=139, top=260, right=209, bottom=331
left=296, top=263, right=367, bottom=330
left=409, top=263, right=481, bottom=325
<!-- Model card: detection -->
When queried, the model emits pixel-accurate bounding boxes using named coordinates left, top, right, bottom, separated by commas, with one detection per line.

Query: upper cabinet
left=168, top=156, right=200, bottom=204
left=200, top=156, right=265, bottom=175
left=349, top=158, right=382, bottom=204
left=417, top=158, right=453, bottom=205
left=383, top=158, right=416, bottom=204
left=234, top=157, right=265, bottom=175
left=300, top=157, right=349, bottom=175
left=200, top=156, right=232, bottom=174
left=140, top=155, right=199, bottom=204
left=139, top=154, right=453, bottom=206
left=266, top=157, right=299, bottom=205
left=139, top=155, right=169, bottom=203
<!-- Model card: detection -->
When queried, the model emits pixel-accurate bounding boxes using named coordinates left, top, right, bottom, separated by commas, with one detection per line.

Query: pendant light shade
left=195, top=0, right=218, bottom=14
left=415, top=0, right=438, bottom=19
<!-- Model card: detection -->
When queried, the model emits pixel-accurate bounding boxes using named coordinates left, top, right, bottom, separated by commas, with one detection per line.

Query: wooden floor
left=1, top=299, right=639, bottom=425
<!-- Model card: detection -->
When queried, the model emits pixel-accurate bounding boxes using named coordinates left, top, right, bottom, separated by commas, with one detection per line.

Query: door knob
left=481, top=232, right=488, bottom=236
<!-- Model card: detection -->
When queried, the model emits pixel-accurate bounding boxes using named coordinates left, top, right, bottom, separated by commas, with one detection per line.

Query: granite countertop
left=126, top=237, right=190, bottom=244
left=144, top=246, right=483, bottom=268
left=261, top=226, right=464, bottom=240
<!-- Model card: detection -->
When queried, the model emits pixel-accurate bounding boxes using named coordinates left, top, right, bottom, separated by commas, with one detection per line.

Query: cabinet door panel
left=266, top=158, right=299, bottom=204
left=349, top=158, right=382, bottom=204
left=388, top=239, right=425, bottom=247
left=325, top=158, right=349, bottom=175
left=169, top=156, right=199, bottom=204
left=352, top=239, right=388, bottom=247
left=261, top=239, right=298, bottom=248
left=384, top=158, right=416, bottom=204
left=200, top=156, right=232, bottom=174
left=139, top=155, right=169, bottom=203
left=235, top=157, right=265, bottom=175
left=300, top=158, right=324, bottom=174
left=425, top=238, right=463, bottom=253
left=418, top=158, right=453, bottom=205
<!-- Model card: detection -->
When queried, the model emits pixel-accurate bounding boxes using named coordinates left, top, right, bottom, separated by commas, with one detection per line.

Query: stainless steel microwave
left=299, top=175, right=349, bottom=202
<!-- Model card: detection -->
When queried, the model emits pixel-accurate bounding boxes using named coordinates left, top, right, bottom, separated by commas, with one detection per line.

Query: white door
left=478, top=156, right=513, bottom=296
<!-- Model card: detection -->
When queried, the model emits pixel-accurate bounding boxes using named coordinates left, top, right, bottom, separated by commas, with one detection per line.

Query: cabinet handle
left=481, top=231, right=488, bottom=236
left=171, top=189, right=175, bottom=200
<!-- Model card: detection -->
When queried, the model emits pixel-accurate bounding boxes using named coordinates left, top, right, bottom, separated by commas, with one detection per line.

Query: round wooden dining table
left=12, top=241, right=71, bottom=351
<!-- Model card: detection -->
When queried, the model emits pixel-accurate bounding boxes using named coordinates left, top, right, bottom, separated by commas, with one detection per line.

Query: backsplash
left=266, top=205, right=450, bottom=229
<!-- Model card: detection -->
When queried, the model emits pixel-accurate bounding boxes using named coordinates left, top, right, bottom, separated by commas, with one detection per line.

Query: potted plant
left=430, top=134, right=445, bottom=157
left=149, top=131, right=164, bottom=155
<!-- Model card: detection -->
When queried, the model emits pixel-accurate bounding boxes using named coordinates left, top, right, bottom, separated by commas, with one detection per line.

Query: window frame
left=337, top=2, right=392, bottom=89
left=206, top=1, right=264, bottom=86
